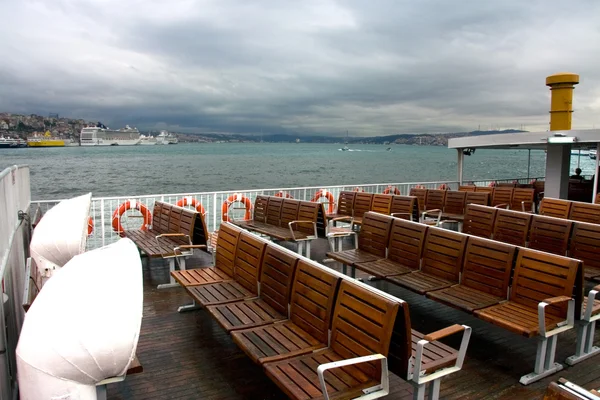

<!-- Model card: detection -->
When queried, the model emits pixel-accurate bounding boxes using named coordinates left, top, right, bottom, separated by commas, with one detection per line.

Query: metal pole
left=593, top=143, right=600, bottom=203
left=577, top=149, right=581, bottom=169
left=457, top=149, right=464, bottom=185
left=527, top=149, right=531, bottom=180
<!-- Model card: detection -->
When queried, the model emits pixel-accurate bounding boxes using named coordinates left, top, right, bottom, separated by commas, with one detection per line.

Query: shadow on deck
left=109, top=238, right=600, bottom=400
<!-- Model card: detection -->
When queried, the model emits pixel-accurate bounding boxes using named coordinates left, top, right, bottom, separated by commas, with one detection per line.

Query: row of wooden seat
left=123, top=201, right=209, bottom=288
left=230, top=195, right=327, bottom=258
left=326, top=211, right=594, bottom=384
left=326, top=191, right=419, bottom=225
left=540, top=197, right=600, bottom=225
left=171, top=222, right=471, bottom=399
left=461, top=204, right=600, bottom=281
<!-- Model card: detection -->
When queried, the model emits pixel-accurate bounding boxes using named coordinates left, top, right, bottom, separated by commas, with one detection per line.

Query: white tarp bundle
left=30, top=193, right=91, bottom=279
left=16, top=238, right=143, bottom=400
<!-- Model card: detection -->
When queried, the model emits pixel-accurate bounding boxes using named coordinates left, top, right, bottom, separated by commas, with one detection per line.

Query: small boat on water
left=0, top=136, right=18, bottom=148
left=590, top=150, right=597, bottom=160
left=341, top=131, right=349, bottom=151
left=139, top=134, right=157, bottom=145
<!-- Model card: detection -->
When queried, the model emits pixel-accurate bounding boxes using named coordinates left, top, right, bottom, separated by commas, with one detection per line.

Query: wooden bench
left=544, top=378, right=600, bottom=400
left=540, top=198, right=572, bottom=219
left=420, top=189, right=446, bottom=224
left=474, top=248, right=581, bottom=384
left=491, top=186, right=512, bottom=208
left=492, top=208, right=532, bottom=247
left=465, top=191, right=490, bottom=206
left=511, top=188, right=536, bottom=212
left=344, top=192, right=373, bottom=226
left=459, top=204, right=496, bottom=238
left=390, top=195, right=419, bottom=221
left=458, top=185, right=476, bottom=192
left=569, top=201, right=600, bottom=224
left=528, top=215, right=574, bottom=256
left=409, top=187, right=428, bottom=213
left=124, top=201, right=209, bottom=289
left=325, top=190, right=355, bottom=222
left=422, top=190, right=466, bottom=226
left=596, top=193, right=600, bottom=204
left=475, top=186, right=494, bottom=195
left=569, top=222, right=600, bottom=280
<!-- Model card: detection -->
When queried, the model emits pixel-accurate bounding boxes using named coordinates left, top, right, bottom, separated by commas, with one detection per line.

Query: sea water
left=0, top=143, right=594, bottom=200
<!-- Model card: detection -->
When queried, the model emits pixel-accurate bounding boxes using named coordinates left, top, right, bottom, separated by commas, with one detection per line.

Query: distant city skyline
left=1, top=1, right=599, bottom=136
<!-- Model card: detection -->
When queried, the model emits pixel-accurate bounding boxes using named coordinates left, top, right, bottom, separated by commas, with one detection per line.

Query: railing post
left=100, top=198, right=106, bottom=247
left=212, top=193, right=218, bottom=232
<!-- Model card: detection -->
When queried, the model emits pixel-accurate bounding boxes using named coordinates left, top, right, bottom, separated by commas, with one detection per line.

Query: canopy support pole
left=593, top=143, right=600, bottom=203
left=457, top=149, right=464, bottom=186
left=527, top=149, right=531, bottom=180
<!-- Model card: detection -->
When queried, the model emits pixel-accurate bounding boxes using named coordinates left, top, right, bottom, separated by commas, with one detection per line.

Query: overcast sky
left=1, top=0, right=600, bottom=136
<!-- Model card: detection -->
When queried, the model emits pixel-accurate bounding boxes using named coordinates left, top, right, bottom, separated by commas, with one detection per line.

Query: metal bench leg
left=566, top=320, right=600, bottom=365
left=96, top=385, right=107, bottom=400
left=178, top=299, right=202, bottom=313
left=412, top=381, right=442, bottom=400
left=157, top=258, right=181, bottom=290
left=297, top=242, right=304, bottom=257
left=305, top=241, right=311, bottom=259
left=520, top=335, right=563, bottom=385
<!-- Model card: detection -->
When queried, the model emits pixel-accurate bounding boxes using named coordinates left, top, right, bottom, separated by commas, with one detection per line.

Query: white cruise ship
left=80, top=124, right=142, bottom=146
left=156, top=130, right=178, bottom=144
left=139, top=134, right=157, bottom=145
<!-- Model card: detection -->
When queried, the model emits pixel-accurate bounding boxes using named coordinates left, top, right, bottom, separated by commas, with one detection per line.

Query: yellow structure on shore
left=27, top=131, right=68, bottom=147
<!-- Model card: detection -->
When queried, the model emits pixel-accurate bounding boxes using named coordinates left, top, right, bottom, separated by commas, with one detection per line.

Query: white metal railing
left=32, top=176, right=543, bottom=251
left=0, top=165, right=31, bottom=399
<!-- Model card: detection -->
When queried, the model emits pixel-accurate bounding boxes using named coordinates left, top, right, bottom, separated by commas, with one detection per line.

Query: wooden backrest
left=497, top=182, right=516, bottom=187
left=570, top=222, right=600, bottom=275
left=493, top=209, right=532, bottom=247
left=465, top=192, right=490, bottom=206
left=540, top=198, right=572, bottom=219
left=234, top=231, right=267, bottom=295
left=424, top=189, right=446, bottom=211
left=357, top=212, right=394, bottom=257
left=461, top=237, right=516, bottom=299
left=296, top=201, right=320, bottom=235
left=371, top=194, right=393, bottom=214
left=265, top=197, right=284, bottom=226
left=491, top=187, right=513, bottom=208
left=444, top=191, right=467, bottom=215
left=280, top=199, right=300, bottom=227
left=421, top=227, right=468, bottom=283
left=533, top=180, right=545, bottom=196
left=475, top=186, right=494, bottom=195
left=458, top=185, right=476, bottom=192
left=511, top=248, right=581, bottom=316
left=259, top=245, right=299, bottom=315
left=353, top=192, right=374, bottom=218
left=462, top=204, right=496, bottom=239
left=330, top=280, right=400, bottom=379
left=528, top=215, right=573, bottom=256
left=289, top=260, right=340, bottom=344
left=511, top=188, right=535, bottom=212
left=568, top=201, right=600, bottom=224
left=596, top=193, right=600, bottom=204
left=390, top=195, right=419, bottom=221
left=179, top=207, right=197, bottom=237
left=253, top=195, right=269, bottom=222
left=167, top=205, right=183, bottom=234
left=335, top=191, right=356, bottom=217
left=387, top=219, right=428, bottom=271
left=389, top=301, right=412, bottom=379
left=409, top=188, right=428, bottom=212
left=152, top=201, right=170, bottom=233
left=215, top=223, right=242, bottom=277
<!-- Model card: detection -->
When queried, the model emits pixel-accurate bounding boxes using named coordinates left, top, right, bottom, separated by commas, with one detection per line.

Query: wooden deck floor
left=109, top=238, right=600, bottom=400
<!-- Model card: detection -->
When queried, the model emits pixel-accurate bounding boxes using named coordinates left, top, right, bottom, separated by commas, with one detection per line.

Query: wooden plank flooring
left=109, top=238, right=600, bottom=399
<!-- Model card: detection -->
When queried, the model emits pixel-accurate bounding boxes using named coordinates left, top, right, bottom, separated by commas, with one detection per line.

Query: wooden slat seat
left=441, top=190, right=467, bottom=220
left=461, top=204, right=496, bottom=238
left=569, top=222, right=600, bottom=280
left=427, top=237, right=516, bottom=312
left=171, top=222, right=241, bottom=287
left=186, top=230, right=266, bottom=306
left=474, top=248, right=581, bottom=337
left=326, top=212, right=393, bottom=267
left=491, top=187, right=513, bottom=208
left=511, top=188, right=536, bottom=212
left=540, top=198, right=572, bottom=219
left=370, top=194, right=393, bottom=215
left=528, top=215, right=573, bottom=256
left=409, top=187, right=428, bottom=213
left=492, top=208, right=532, bottom=246
left=326, top=191, right=356, bottom=221
left=264, top=280, right=400, bottom=400
left=475, top=186, right=494, bottom=195
left=345, top=192, right=374, bottom=225
left=390, top=195, right=419, bottom=221
left=423, top=189, right=446, bottom=212
left=354, top=218, right=427, bottom=278
left=232, top=260, right=340, bottom=364
left=207, top=244, right=298, bottom=331
left=387, top=227, right=468, bottom=294
left=568, top=201, right=600, bottom=224
left=466, top=191, right=490, bottom=206
left=411, top=330, right=457, bottom=374
left=233, top=195, right=270, bottom=229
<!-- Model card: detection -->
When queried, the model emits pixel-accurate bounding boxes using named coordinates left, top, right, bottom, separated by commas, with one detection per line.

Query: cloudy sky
left=1, top=0, right=600, bottom=136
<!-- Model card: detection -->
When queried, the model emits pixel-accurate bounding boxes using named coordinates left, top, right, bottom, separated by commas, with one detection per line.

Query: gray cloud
left=1, top=0, right=599, bottom=136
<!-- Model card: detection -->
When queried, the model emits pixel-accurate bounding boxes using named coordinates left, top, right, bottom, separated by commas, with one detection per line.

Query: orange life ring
left=221, top=193, right=252, bottom=222
left=112, top=200, right=152, bottom=235
left=383, top=185, right=401, bottom=195
left=176, top=196, right=206, bottom=215
left=488, top=181, right=497, bottom=187
left=310, top=189, right=335, bottom=214
left=87, top=217, right=93, bottom=236
left=353, top=187, right=364, bottom=192
left=529, top=179, right=537, bottom=184
left=438, top=183, right=450, bottom=190
left=274, top=191, right=294, bottom=199
left=414, top=184, right=426, bottom=189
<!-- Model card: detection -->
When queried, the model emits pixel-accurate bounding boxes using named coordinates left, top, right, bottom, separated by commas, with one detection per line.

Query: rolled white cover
left=30, top=193, right=91, bottom=278
left=17, top=238, right=143, bottom=400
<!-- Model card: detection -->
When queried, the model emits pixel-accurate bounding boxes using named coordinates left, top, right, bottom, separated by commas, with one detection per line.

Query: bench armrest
left=317, top=354, right=389, bottom=400
left=494, top=203, right=509, bottom=209
left=538, top=296, right=575, bottom=336
left=391, top=212, right=413, bottom=221
left=330, top=216, right=352, bottom=222
left=583, top=286, right=600, bottom=321
left=289, top=220, right=318, bottom=240
left=413, top=325, right=472, bottom=384
left=421, top=209, right=442, bottom=225
left=438, top=220, right=460, bottom=228
left=156, top=233, right=189, bottom=239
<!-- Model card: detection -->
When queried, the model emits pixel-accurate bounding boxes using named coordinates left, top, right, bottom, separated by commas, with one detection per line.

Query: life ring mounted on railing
left=87, top=217, right=93, bottom=236
left=438, top=183, right=450, bottom=190
left=274, top=191, right=294, bottom=199
left=176, top=196, right=206, bottom=215
left=310, top=189, right=335, bottom=214
left=382, top=185, right=401, bottom=195
left=221, top=193, right=252, bottom=222
left=112, top=200, right=152, bottom=235
left=353, top=187, right=364, bottom=192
